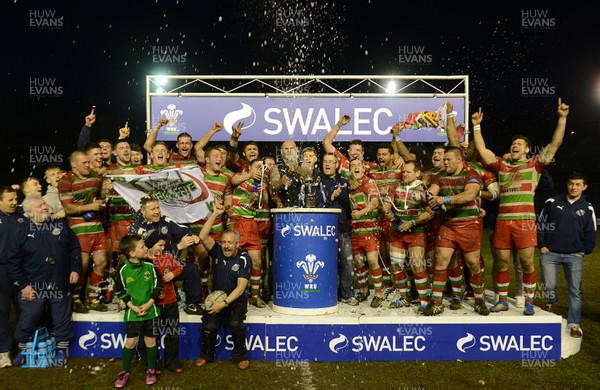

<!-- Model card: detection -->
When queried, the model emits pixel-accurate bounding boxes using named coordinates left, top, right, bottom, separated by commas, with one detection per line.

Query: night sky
left=3, top=1, right=600, bottom=203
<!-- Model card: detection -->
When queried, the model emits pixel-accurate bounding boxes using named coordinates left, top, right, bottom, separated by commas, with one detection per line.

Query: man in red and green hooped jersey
left=472, top=98, right=570, bottom=315
left=424, top=146, right=489, bottom=317
left=322, top=114, right=375, bottom=180
left=348, top=158, right=383, bottom=308
left=382, top=160, right=433, bottom=311
left=227, top=159, right=268, bottom=308
left=189, top=146, right=233, bottom=297
left=58, top=150, right=109, bottom=313
left=368, top=143, right=403, bottom=294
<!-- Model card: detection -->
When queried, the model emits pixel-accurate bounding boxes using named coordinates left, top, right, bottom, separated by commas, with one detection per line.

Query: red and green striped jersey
left=389, top=180, right=427, bottom=233
left=432, top=168, right=482, bottom=223
left=230, top=177, right=261, bottom=221
left=58, top=171, right=105, bottom=235
left=368, top=165, right=403, bottom=205
left=106, top=164, right=137, bottom=222
left=485, top=155, right=546, bottom=221
left=189, top=168, right=232, bottom=234
left=349, top=176, right=381, bottom=235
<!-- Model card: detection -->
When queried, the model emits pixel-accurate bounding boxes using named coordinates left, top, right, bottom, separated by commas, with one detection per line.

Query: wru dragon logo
left=296, top=254, right=324, bottom=283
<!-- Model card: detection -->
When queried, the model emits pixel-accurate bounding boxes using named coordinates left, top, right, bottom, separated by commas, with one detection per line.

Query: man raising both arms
left=472, top=98, right=570, bottom=315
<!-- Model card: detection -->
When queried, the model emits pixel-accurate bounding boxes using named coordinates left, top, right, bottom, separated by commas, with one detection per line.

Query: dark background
left=2, top=1, right=599, bottom=207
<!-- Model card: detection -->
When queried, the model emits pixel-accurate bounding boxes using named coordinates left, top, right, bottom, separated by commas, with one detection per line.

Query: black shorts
left=125, top=318, right=160, bottom=338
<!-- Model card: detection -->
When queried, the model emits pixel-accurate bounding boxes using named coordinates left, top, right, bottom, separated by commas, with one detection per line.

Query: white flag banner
left=108, top=166, right=214, bottom=223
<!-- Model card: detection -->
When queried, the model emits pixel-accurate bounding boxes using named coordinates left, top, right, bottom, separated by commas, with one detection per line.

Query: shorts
left=425, top=215, right=442, bottom=253
left=109, top=219, right=134, bottom=253
left=78, top=231, right=108, bottom=253
left=436, top=220, right=482, bottom=253
left=379, top=218, right=392, bottom=241
left=125, top=317, right=160, bottom=338
left=256, top=220, right=271, bottom=240
left=228, top=218, right=261, bottom=251
left=389, top=230, right=426, bottom=250
left=351, top=233, right=380, bottom=255
left=493, top=219, right=538, bottom=249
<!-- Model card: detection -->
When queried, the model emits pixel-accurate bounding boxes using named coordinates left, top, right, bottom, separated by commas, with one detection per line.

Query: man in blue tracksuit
left=538, top=172, right=597, bottom=338
left=6, top=195, right=82, bottom=366
left=0, top=186, right=22, bottom=367
left=316, top=152, right=357, bottom=306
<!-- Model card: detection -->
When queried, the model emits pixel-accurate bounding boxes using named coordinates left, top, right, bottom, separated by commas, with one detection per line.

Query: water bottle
left=24, top=341, right=34, bottom=367
left=37, top=341, right=48, bottom=368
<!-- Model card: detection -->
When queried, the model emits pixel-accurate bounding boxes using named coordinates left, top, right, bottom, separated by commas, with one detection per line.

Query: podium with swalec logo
left=271, top=208, right=340, bottom=315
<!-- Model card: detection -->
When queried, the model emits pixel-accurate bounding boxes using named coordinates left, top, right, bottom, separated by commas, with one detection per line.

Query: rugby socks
left=523, top=271, right=536, bottom=305
left=413, top=271, right=429, bottom=305
left=146, top=345, right=158, bottom=370
left=432, top=269, right=447, bottom=306
left=496, top=269, right=510, bottom=303
left=370, top=267, right=383, bottom=296
left=469, top=271, right=485, bottom=303
left=392, top=269, right=408, bottom=298
left=355, top=265, right=369, bottom=294
left=88, top=270, right=103, bottom=302
left=447, top=264, right=464, bottom=299
left=250, top=268, right=261, bottom=298
left=122, top=347, right=135, bottom=371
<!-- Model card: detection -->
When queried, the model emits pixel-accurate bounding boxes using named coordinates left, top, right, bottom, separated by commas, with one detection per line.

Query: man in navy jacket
left=7, top=195, right=82, bottom=366
left=538, top=172, right=597, bottom=338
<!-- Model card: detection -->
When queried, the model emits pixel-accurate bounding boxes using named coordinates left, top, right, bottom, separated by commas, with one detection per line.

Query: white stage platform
left=70, top=291, right=577, bottom=362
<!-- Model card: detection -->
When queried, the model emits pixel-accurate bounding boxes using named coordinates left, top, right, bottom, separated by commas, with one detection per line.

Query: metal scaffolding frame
left=146, top=74, right=469, bottom=134
left=145, top=74, right=470, bottom=114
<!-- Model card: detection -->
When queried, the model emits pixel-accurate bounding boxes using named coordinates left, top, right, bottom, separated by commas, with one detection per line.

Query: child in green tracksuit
left=114, top=234, right=164, bottom=388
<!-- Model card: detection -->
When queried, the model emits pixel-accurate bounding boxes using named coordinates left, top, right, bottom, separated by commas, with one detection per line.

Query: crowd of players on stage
left=2, top=97, right=596, bottom=371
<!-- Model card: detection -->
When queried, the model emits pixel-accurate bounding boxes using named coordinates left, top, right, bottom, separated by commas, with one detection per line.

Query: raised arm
left=78, top=107, right=96, bottom=150
left=392, top=122, right=416, bottom=162
left=226, top=121, right=244, bottom=170
left=194, top=122, right=223, bottom=163
left=198, top=206, right=223, bottom=251
left=143, top=117, right=169, bottom=154
left=471, top=107, right=496, bottom=165
left=323, top=114, right=350, bottom=154
left=539, top=98, right=570, bottom=165
left=444, top=102, right=460, bottom=148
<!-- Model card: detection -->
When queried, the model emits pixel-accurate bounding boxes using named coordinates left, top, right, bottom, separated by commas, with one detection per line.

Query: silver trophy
left=301, top=176, right=321, bottom=208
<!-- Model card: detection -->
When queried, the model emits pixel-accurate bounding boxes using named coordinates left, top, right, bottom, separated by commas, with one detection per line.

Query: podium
left=270, top=208, right=341, bottom=315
